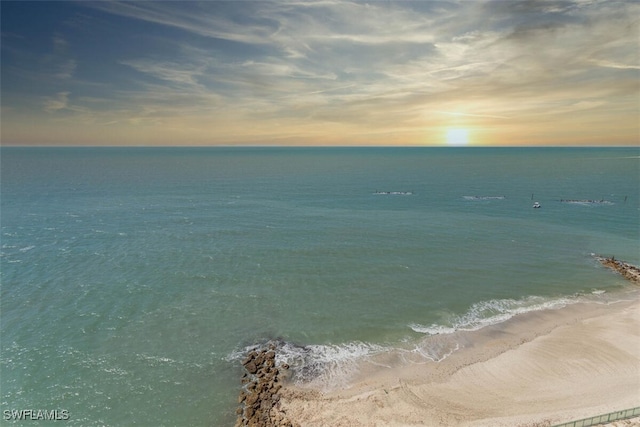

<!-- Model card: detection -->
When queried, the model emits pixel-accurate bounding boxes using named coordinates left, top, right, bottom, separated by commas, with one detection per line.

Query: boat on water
left=532, top=202, right=541, bottom=208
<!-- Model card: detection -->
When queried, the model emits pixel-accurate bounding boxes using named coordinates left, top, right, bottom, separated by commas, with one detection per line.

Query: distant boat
left=532, top=202, right=541, bottom=208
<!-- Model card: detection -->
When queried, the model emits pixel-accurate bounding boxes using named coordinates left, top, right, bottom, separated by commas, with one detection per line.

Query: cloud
left=88, top=1, right=278, bottom=46
left=43, top=91, right=70, bottom=113
left=49, top=34, right=77, bottom=80
left=74, top=1, right=640, bottom=116
left=592, top=60, right=640, bottom=70
left=120, top=58, right=206, bottom=87
left=55, top=59, right=77, bottom=79
left=3, top=0, right=638, bottom=145
left=52, top=33, right=70, bottom=54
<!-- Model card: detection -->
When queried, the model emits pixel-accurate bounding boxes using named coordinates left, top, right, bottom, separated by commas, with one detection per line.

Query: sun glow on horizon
left=445, top=128, right=470, bottom=146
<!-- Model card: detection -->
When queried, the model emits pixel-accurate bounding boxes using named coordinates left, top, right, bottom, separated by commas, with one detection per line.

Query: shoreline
left=278, top=293, right=639, bottom=426
left=279, top=256, right=640, bottom=427
left=233, top=258, right=640, bottom=426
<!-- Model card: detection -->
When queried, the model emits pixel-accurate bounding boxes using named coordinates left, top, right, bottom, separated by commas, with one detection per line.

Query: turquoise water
left=1, top=147, right=638, bottom=426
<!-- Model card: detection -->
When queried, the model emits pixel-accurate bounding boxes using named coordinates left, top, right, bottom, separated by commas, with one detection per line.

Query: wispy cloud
left=43, top=91, right=70, bottom=113
left=49, top=34, right=77, bottom=79
left=88, top=1, right=278, bottom=46
left=592, top=60, right=640, bottom=70
left=120, top=58, right=206, bottom=87
left=435, top=111, right=511, bottom=120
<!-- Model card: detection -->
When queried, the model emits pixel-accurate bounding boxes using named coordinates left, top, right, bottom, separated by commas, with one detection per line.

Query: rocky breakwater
left=235, top=346, right=296, bottom=427
left=596, top=255, right=640, bottom=284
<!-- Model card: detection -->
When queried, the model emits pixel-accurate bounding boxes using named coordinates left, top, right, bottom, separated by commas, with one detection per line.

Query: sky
left=1, top=0, right=638, bottom=146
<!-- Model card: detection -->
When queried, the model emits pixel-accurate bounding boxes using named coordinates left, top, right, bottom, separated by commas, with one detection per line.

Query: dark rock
left=245, top=360, right=258, bottom=375
left=242, top=351, right=257, bottom=366
left=598, top=256, right=640, bottom=284
left=235, top=344, right=297, bottom=427
left=245, top=405, right=255, bottom=419
left=244, top=393, right=258, bottom=407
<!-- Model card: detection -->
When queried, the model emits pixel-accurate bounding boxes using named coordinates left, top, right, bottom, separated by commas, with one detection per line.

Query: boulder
left=235, top=345, right=297, bottom=427
left=244, top=361, right=258, bottom=375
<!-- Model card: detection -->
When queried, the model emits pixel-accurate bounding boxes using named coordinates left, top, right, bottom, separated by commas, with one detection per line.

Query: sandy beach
left=278, top=295, right=640, bottom=426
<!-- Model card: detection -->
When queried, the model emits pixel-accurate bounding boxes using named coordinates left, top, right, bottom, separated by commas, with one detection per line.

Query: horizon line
left=1, top=143, right=639, bottom=149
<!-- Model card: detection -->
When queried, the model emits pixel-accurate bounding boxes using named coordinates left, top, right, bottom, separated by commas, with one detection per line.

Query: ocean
left=1, top=147, right=638, bottom=426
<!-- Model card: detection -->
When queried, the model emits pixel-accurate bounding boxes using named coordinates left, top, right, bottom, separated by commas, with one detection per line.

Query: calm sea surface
left=1, top=147, right=638, bottom=426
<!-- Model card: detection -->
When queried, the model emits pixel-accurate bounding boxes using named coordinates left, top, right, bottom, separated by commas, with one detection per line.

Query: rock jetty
left=596, top=256, right=640, bottom=284
left=235, top=345, right=296, bottom=427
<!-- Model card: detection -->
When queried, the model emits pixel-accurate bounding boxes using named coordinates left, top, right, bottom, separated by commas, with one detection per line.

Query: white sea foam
left=463, top=195, right=506, bottom=200
left=560, top=199, right=614, bottom=206
left=227, top=297, right=581, bottom=388
left=398, top=336, right=461, bottom=364
left=409, top=295, right=574, bottom=335
left=137, top=354, right=179, bottom=366
left=373, top=191, right=413, bottom=195
left=228, top=339, right=387, bottom=390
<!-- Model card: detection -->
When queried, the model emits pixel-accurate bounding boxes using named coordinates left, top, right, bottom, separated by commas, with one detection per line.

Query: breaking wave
left=228, top=293, right=619, bottom=391
left=463, top=195, right=506, bottom=200
left=560, top=199, right=614, bottom=206
left=227, top=339, right=387, bottom=390
left=409, top=295, right=574, bottom=335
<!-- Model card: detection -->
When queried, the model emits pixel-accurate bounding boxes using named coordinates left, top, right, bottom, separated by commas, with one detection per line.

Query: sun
left=445, top=128, right=470, bottom=146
